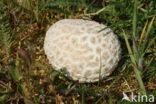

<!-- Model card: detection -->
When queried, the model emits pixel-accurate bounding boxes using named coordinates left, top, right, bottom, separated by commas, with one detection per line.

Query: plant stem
left=81, top=85, right=85, bottom=104
left=133, top=0, right=137, bottom=38
left=133, top=68, right=146, bottom=95
left=132, top=0, right=146, bottom=95
left=123, top=31, right=146, bottom=95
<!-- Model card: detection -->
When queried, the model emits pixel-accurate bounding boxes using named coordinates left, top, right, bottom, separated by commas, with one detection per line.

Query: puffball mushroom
left=44, top=19, right=121, bottom=83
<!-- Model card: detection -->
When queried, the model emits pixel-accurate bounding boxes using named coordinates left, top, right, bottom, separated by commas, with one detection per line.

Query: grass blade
left=123, top=30, right=146, bottom=95
left=133, top=0, right=137, bottom=38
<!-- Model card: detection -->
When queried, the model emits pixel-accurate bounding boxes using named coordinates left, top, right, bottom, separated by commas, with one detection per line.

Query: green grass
left=0, top=0, right=156, bottom=104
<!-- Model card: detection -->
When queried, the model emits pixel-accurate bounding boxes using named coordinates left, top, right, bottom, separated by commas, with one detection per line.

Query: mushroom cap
left=44, top=19, right=121, bottom=83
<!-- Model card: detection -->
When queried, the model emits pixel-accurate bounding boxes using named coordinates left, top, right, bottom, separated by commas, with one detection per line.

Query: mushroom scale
left=44, top=19, right=121, bottom=83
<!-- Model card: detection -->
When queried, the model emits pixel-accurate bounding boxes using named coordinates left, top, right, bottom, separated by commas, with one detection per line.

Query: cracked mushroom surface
left=44, top=19, right=121, bottom=83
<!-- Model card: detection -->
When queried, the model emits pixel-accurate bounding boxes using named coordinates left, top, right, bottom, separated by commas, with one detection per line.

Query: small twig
left=79, top=7, right=107, bottom=19
left=143, top=57, right=154, bottom=74
left=146, top=83, right=156, bottom=89
left=123, top=78, right=132, bottom=92
left=84, top=0, right=96, bottom=14
left=102, top=77, right=114, bottom=83
left=139, top=20, right=148, bottom=43
left=12, top=34, right=33, bottom=47
left=84, top=7, right=106, bottom=16
left=0, top=81, right=7, bottom=89
left=65, top=84, right=77, bottom=95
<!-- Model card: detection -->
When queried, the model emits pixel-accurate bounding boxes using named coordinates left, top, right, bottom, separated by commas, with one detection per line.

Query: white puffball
left=44, top=19, right=121, bottom=83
